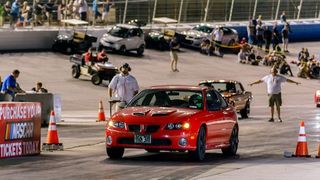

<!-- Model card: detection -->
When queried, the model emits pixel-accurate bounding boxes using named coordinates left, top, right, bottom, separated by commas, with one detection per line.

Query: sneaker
left=278, top=118, right=283, bottom=123
left=268, top=118, right=274, bottom=122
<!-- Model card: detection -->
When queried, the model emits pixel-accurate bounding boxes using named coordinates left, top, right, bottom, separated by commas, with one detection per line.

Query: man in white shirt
left=108, top=63, right=139, bottom=112
left=213, top=26, right=223, bottom=56
left=249, top=68, right=300, bottom=122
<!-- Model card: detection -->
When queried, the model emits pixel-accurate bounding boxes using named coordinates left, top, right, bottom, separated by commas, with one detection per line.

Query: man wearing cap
left=108, top=63, right=139, bottom=112
left=249, top=68, right=300, bottom=122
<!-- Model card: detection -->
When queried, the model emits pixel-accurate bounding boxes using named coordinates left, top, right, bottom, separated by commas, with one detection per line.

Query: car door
left=126, top=29, right=136, bottom=50
left=205, top=90, right=225, bottom=146
left=215, top=91, right=236, bottom=143
left=127, top=29, right=141, bottom=50
left=234, top=82, right=246, bottom=110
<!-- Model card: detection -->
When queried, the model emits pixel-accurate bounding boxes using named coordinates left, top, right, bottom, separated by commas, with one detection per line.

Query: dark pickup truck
left=199, top=80, right=252, bottom=118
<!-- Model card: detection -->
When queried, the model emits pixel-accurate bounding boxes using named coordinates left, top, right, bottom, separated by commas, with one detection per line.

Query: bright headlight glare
left=166, top=122, right=189, bottom=130
left=183, top=123, right=190, bottom=129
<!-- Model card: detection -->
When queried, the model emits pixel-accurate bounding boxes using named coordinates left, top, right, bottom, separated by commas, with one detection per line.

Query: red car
left=105, top=85, right=239, bottom=161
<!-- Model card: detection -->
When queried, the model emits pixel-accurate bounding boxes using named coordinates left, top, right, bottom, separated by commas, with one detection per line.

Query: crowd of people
left=0, top=0, right=113, bottom=27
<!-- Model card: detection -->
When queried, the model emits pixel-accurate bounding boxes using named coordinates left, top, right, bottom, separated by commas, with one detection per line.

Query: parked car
left=105, top=85, right=239, bottom=161
left=52, top=19, right=97, bottom=54
left=99, top=24, right=145, bottom=55
left=199, top=80, right=252, bottom=118
left=145, top=17, right=178, bottom=51
left=70, top=54, right=118, bottom=85
left=176, top=24, right=239, bottom=51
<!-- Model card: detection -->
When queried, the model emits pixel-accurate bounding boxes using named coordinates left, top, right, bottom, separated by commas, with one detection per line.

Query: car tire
left=91, top=74, right=102, bottom=85
left=145, top=149, right=160, bottom=153
left=119, top=45, right=127, bottom=55
left=189, top=126, right=206, bottom=161
left=137, top=45, right=145, bottom=56
left=72, top=66, right=80, bottom=79
left=107, top=147, right=124, bottom=159
left=222, top=126, right=239, bottom=156
left=240, top=101, right=250, bottom=119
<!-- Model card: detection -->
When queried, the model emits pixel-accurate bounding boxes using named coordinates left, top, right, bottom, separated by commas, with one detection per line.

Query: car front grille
left=128, top=124, right=160, bottom=133
left=117, top=138, right=171, bottom=146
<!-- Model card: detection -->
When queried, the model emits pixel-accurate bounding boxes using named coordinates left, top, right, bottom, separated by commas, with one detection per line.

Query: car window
left=215, top=91, right=228, bottom=109
left=193, top=25, right=213, bottom=33
left=129, top=29, right=140, bottom=37
left=235, top=83, right=243, bottom=93
left=222, top=28, right=232, bottom=35
left=109, top=26, right=129, bottom=38
left=206, top=90, right=221, bottom=111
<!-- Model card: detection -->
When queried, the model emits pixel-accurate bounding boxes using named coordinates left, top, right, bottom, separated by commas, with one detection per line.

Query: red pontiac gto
left=105, top=85, right=239, bottom=161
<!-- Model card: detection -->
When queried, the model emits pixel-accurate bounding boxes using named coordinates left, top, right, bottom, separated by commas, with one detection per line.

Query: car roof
left=199, top=80, right=240, bottom=84
left=116, top=24, right=140, bottom=29
left=150, top=85, right=208, bottom=91
left=153, top=17, right=178, bottom=24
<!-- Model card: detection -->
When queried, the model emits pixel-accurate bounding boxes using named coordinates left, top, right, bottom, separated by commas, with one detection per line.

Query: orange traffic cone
left=97, top=100, right=106, bottom=122
left=42, top=110, right=63, bottom=151
left=316, top=144, right=320, bottom=158
left=293, top=121, right=310, bottom=157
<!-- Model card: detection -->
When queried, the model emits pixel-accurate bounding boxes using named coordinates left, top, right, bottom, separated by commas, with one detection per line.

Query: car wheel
left=107, top=147, right=124, bottom=159
left=66, top=47, right=73, bottom=54
left=145, top=149, right=160, bottom=153
left=119, top=45, right=127, bottom=55
left=137, top=45, right=145, bottom=56
left=222, top=126, right=239, bottom=156
left=91, top=74, right=102, bottom=85
left=240, top=101, right=250, bottom=119
left=72, top=66, right=80, bottom=79
left=189, top=126, right=206, bottom=161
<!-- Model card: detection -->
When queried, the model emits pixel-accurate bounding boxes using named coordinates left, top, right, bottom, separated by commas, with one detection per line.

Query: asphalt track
left=1, top=42, right=320, bottom=179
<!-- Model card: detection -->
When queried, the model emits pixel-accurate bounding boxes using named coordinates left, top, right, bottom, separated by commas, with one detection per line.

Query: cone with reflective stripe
left=97, top=100, right=106, bottom=122
left=293, top=121, right=310, bottom=157
left=42, top=110, right=63, bottom=151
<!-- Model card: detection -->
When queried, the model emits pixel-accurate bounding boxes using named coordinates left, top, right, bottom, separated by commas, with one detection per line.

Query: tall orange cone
left=97, top=100, right=106, bottom=122
left=293, top=121, right=310, bottom=157
left=316, top=144, right=320, bottom=158
left=42, top=110, right=63, bottom=151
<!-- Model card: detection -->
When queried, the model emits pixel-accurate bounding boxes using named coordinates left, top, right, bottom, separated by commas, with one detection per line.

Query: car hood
left=101, top=34, right=123, bottom=42
left=183, top=30, right=208, bottom=38
left=112, top=106, right=201, bottom=124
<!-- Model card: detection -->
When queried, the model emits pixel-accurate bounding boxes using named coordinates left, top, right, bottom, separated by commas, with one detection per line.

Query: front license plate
left=134, top=134, right=151, bottom=144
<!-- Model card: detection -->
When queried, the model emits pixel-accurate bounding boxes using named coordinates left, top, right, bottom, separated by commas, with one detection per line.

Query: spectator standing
left=280, top=11, right=287, bottom=23
left=34, top=0, right=44, bottom=25
left=4, top=1, right=11, bottom=24
left=257, top=15, right=263, bottom=25
left=10, top=0, right=20, bottom=27
left=281, top=23, right=291, bottom=53
left=58, top=0, right=67, bottom=21
left=169, top=37, right=180, bottom=72
left=0, top=3, right=5, bottom=26
left=272, top=22, right=280, bottom=50
left=249, top=68, right=300, bottom=122
left=66, top=0, right=73, bottom=19
left=1, top=70, right=24, bottom=101
left=0, top=75, right=2, bottom=90
left=45, top=0, right=54, bottom=25
left=102, top=0, right=112, bottom=24
left=78, top=0, right=88, bottom=21
left=92, top=0, right=102, bottom=24
left=108, top=63, right=139, bottom=112
left=213, top=26, right=223, bottom=56
left=263, top=26, right=272, bottom=53
left=247, top=20, right=255, bottom=45
left=256, top=22, right=264, bottom=49
left=21, top=1, right=30, bottom=27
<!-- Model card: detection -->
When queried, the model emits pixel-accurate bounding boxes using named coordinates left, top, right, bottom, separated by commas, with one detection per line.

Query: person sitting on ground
left=31, top=82, right=48, bottom=93
left=238, top=48, right=247, bottom=64
left=248, top=49, right=256, bottom=63
left=279, top=60, right=293, bottom=76
left=97, top=48, right=109, bottom=63
left=310, top=62, right=320, bottom=79
left=298, top=48, right=305, bottom=61
left=308, top=54, right=316, bottom=62
left=240, top=37, right=247, bottom=45
left=84, top=47, right=93, bottom=65
left=297, top=62, right=311, bottom=79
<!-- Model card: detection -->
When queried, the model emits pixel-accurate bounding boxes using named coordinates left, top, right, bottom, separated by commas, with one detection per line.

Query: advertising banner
left=0, top=102, right=41, bottom=159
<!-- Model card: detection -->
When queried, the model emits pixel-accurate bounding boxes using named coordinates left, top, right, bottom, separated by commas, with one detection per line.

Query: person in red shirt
left=84, top=47, right=93, bottom=65
left=97, top=48, right=109, bottom=63
left=240, top=37, right=247, bottom=45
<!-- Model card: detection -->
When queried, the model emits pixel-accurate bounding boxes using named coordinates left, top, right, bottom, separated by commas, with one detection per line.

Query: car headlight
left=108, top=120, right=125, bottom=129
left=316, top=90, right=320, bottom=96
left=165, top=122, right=190, bottom=130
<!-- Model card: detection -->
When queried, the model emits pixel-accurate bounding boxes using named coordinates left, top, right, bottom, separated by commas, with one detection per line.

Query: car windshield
left=109, top=26, right=129, bottom=38
left=127, top=89, right=204, bottom=109
left=193, top=25, right=213, bottom=33
left=201, top=82, right=236, bottom=93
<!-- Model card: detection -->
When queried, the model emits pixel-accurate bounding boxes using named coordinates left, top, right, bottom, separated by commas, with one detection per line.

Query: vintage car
left=314, top=90, right=320, bottom=107
left=105, top=85, right=239, bottom=161
left=52, top=19, right=97, bottom=54
left=70, top=53, right=118, bottom=85
left=175, top=24, right=239, bottom=52
left=199, top=80, right=252, bottom=119
left=145, top=17, right=178, bottom=51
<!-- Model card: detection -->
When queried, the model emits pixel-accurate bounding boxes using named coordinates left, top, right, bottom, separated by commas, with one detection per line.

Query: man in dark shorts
left=249, top=68, right=300, bottom=122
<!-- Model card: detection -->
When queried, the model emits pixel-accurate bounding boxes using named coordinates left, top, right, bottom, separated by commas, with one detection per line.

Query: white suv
left=99, top=24, right=145, bottom=56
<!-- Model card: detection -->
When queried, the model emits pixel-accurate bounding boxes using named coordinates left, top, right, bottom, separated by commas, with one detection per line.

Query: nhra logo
left=5, top=122, right=34, bottom=140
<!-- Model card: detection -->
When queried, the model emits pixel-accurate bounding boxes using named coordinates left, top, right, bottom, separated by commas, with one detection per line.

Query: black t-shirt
left=45, top=3, right=54, bottom=12
left=263, top=29, right=272, bottom=40
left=282, top=29, right=289, bottom=39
